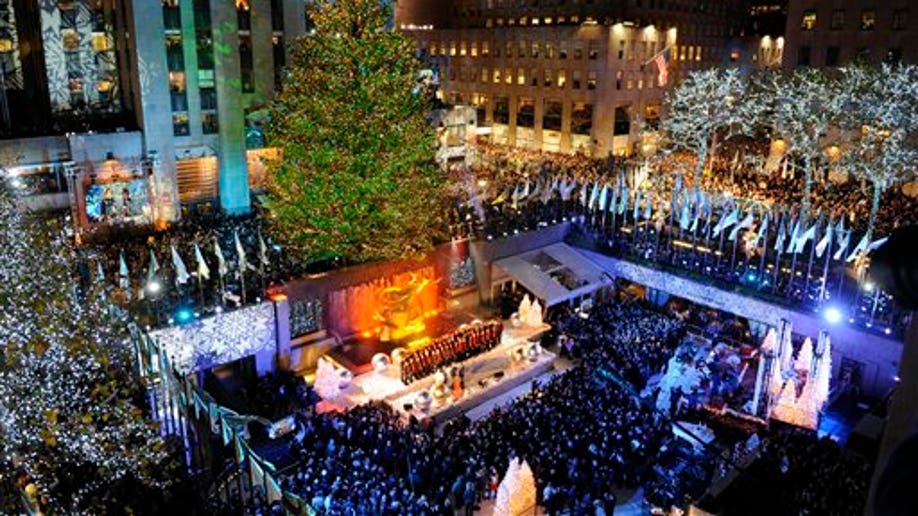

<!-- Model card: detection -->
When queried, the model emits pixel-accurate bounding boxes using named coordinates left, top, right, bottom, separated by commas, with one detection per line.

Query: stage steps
left=288, top=329, right=339, bottom=376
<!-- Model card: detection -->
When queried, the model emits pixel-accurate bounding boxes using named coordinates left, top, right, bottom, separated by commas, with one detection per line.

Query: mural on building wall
left=40, top=0, right=120, bottom=114
left=151, top=303, right=277, bottom=374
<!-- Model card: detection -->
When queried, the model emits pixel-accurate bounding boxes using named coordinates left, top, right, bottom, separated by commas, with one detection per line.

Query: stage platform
left=325, top=310, right=497, bottom=376
left=317, top=322, right=554, bottom=423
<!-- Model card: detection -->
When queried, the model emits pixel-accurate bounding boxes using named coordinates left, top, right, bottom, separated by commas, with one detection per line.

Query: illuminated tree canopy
left=265, top=0, right=445, bottom=264
left=0, top=191, right=179, bottom=513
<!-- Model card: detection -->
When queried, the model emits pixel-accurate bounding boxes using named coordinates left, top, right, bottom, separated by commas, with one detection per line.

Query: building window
left=543, top=69, right=552, bottom=87
left=557, top=69, right=566, bottom=88
left=613, top=107, right=630, bottom=136
left=696, top=46, right=703, bottom=61
left=571, top=103, right=593, bottom=134
left=237, top=1, right=251, bottom=31
left=504, top=67, right=512, bottom=84
left=543, top=100, right=562, bottom=131
left=860, top=10, right=876, bottom=30
left=616, top=70, right=622, bottom=90
left=530, top=68, right=538, bottom=87
left=173, top=113, right=190, bottom=136
left=801, top=9, right=816, bottom=31
left=270, top=0, right=284, bottom=31
left=518, top=41, right=526, bottom=58
left=830, top=9, right=845, bottom=30
left=545, top=42, right=554, bottom=59
left=517, top=97, right=534, bottom=127
left=272, top=34, right=285, bottom=92
left=493, top=68, right=500, bottom=83
left=163, top=0, right=181, bottom=30
left=892, top=9, right=908, bottom=30
left=460, top=41, right=467, bottom=56
left=517, top=68, right=525, bottom=85
left=574, top=44, right=583, bottom=59
left=559, top=42, right=567, bottom=59
left=239, top=35, right=254, bottom=93
left=797, top=45, right=811, bottom=66
left=572, top=70, right=581, bottom=90
left=481, top=67, right=488, bottom=82
left=589, top=43, right=598, bottom=59
left=471, top=42, right=478, bottom=57
left=494, top=96, right=509, bottom=124
left=202, top=112, right=219, bottom=134
left=531, top=41, right=539, bottom=58
left=825, top=46, right=840, bottom=66
left=587, top=71, right=597, bottom=90
left=481, top=41, right=489, bottom=57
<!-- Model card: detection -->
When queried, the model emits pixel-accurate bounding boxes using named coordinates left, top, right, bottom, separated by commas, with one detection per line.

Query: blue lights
left=823, top=307, right=843, bottom=324
left=176, top=308, right=194, bottom=324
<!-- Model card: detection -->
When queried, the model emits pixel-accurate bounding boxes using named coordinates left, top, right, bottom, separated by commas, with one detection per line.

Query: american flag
left=653, top=48, right=672, bottom=87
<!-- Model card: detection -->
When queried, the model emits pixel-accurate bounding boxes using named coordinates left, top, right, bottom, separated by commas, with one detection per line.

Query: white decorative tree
left=662, top=68, right=759, bottom=188
left=0, top=190, right=176, bottom=512
left=795, top=337, right=814, bottom=376
left=815, top=341, right=833, bottom=410
left=765, top=68, right=845, bottom=219
left=839, top=64, right=918, bottom=243
left=495, top=458, right=536, bottom=516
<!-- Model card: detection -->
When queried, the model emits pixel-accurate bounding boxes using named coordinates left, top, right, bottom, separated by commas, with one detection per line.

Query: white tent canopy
left=492, top=243, right=611, bottom=307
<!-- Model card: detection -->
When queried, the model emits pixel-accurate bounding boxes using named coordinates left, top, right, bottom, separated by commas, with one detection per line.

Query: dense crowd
left=449, top=143, right=910, bottom=334
left=257, top=296, right=707, bottom=514
left=81, top=209, right=308, bottom=327
left=715, top=427, right=872, bottom=515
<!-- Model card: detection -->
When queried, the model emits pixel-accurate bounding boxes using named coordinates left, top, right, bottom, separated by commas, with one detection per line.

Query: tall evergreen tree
left=265, top=0, right=445, bottom=264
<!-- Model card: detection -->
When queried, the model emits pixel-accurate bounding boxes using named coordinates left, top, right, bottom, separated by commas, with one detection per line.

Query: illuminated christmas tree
left=265, top=0, right=445, bottom=264
left=0, top=191, right=178, bottom=512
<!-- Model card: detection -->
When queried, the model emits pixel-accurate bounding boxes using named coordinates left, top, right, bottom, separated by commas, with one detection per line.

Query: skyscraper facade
left=1, top=0, right=311, bottom=228
left=400, top=0, right=752, bottom=157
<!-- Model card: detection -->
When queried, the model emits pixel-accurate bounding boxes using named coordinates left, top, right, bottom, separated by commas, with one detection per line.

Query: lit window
left=450, top=41, right=456, bottom=56
left=588, top=71, right=597, bottom=90
left=861, top=9, right=876, bottom=30
left=471, top=42, right=478, bottom=57
left=696, top=46, right=703, bottom=61
left=482, top=41, right=489, bottom=56
left=517, top=68, right=525, bottom=85
left=802, top=9, right=816, bottom=31
left=460, top=41, right=467, bottom=56
left=481, top=68, right=488, bottom=82
left=557, top=69, right=566, bottom=88
left=493, top=69, right=500, bottom=83
left=572, top=70, right=582, bottom=89
left=505, top=68, right=512, bottom=84
left=544, top=69, right=552, bottom=87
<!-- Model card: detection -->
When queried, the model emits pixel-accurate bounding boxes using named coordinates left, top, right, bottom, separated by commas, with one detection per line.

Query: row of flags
left=490, top=173, right=889, bottom=263
left=110, top=231, right=273, bottom=291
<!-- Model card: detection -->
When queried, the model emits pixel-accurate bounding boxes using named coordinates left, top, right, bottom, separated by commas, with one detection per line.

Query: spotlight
left=176, top=308, right=194, bottom=324
left=885, top=328, right=892, bottom=335
left=146, top=280, right=161, bottom=294
left=823, top=307, right=843, bottom=324
left=864, top=281, right=875, bottom=292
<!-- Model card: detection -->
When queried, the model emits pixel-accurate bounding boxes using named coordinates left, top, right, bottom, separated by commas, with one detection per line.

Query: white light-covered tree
left=0, top=190, right=178, bottom=512
left=795, top=337, right=814, bottom=375
left=662, top=68, right=760, bottom=188
left=765, top=68, right=845, bottom=220
left=839, top=64, right=918, bottom=243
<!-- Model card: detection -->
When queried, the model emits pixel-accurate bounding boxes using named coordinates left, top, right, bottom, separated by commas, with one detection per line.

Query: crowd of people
left=400, top=321, right=503, bottom=384
left=448, top=142, right=910, bottom=334
left=79, top=208, right=308, bottom=328
left=226, top=295, right=709, bottom=514
left=715, top=427, right=872, bottom=515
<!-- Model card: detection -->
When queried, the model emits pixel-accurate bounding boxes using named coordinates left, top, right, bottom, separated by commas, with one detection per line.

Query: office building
left=784, top=1, right=915, bottom=68
left=399, top=0, right=755, bottom=157
left=0, top=0, right=312, bottom=229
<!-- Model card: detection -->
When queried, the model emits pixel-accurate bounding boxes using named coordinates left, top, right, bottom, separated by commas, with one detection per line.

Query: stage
left=317, top=321, right=554, bottom=423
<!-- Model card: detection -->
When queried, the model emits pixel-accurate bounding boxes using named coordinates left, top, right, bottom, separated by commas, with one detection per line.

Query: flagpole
left=803, top=218, right=820, bottom=300
left=819, top=234, right=832, bottom=303
left=758, top=214, right=769, bottom=279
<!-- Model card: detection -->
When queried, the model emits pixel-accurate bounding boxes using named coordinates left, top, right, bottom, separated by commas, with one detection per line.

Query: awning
left=492, top=243, right=612, bottom=307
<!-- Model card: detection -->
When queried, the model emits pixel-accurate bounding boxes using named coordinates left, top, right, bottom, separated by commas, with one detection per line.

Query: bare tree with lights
left=0, top=191, right=180, bottom=513
left=839, top=64, right=918, bottom=244
left=764, top=68, right=844, bottom=220
left=661, top=68, right=760, bottom=188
